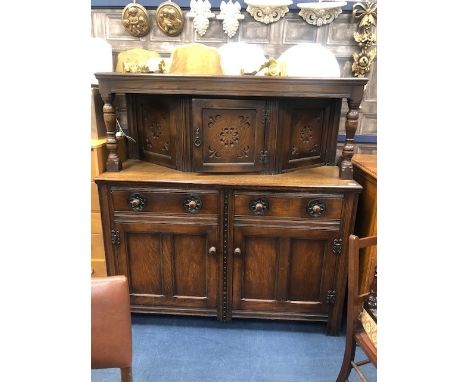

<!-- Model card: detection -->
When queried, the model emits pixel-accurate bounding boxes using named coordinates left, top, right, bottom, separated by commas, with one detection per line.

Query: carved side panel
left=279, top=98, right=341, bottom=170
left=135, top=95, right=178, bottom=168
left=142, top=106, right=171, bottom=157
left=192, top=99, right=266, bottom=172
left=288, top=109, right=324, bottom=161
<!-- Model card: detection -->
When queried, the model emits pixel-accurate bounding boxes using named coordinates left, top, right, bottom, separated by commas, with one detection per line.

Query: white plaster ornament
left=187, top=0, right=215, bottom=36
left=244, top=0, right=292, bottom=25
left=216, top=0, right=244, bottom=38
left=297, top=1, right=347, bottom=27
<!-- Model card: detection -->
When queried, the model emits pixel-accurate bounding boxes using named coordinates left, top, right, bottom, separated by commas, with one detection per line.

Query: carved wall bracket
left=245, top=0, right=292, bottom=25
left=297, top=2, right=346, bottom=27
left=352, top=1, right=377, bottom=77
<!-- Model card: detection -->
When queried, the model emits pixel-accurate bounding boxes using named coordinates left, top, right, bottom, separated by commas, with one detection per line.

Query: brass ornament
left=122, top=60, right=167, bottom=73
left=351, top=1, right=377, bottom=77
left=121, top=0, right=151, bottom=37
left=241, top=57, right=282, bottom=77
left=156, top=0, right=185, bottom=36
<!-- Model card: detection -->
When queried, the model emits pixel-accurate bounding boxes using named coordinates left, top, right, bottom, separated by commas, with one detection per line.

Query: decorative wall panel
left=282, top=18, right=318, bottom=44
left=238, top=16, right=271, bottom=43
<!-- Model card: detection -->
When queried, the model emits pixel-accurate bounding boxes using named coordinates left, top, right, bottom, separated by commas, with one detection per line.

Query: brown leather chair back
left=91, top=276, right=132, bottom=369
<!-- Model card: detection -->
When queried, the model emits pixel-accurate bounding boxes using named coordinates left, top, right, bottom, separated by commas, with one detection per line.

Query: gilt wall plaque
left=156, top=0, right=185, bottom=36
left=121, top=1, right=150, bottom=37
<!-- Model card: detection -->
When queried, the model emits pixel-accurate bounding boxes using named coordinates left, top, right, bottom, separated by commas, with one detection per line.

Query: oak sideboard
left=94, top=73, right=367, bottom=335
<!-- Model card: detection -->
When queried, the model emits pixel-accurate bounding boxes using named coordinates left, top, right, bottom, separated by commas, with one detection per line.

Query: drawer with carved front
left=111, top=187, right=219, bottom=215
left=233, top=191, right=343, bottom=220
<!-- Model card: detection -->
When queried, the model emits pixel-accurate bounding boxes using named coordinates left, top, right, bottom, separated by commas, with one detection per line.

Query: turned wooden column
left=339, top=99, right=360, bottom=180
left=102, top=93, right=122, bottom=172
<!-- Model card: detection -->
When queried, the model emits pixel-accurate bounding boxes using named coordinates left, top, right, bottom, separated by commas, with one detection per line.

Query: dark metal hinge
left=111, top=229, right=120, bottom=247
left=263, top=109, right=270, bottom=126
left=326, top=290, right=336, bottom=304
left=259, top=150, right=268, bottom=164
left=194, top=127, right=201, bottom=147
left=332, top=238, right=343, bottom=255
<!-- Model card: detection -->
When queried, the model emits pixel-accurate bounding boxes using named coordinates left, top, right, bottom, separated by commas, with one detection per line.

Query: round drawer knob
left=249, top=198, right=269, bottom=215
left=188, top=200, right=197, bottom=209
left=208, top=246, right=217, bottom=256
left=128, top=193, right=146, bottom=212
left=184, top=194, right=203, bottom=213
left=306, top=199, right=326, bottom=217
left=130, top=198, right=141, bottom=208
left=234, top=248, right=241, bottom=256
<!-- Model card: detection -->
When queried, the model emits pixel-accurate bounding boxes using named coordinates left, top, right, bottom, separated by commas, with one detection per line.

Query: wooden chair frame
left=336, top=234, right=377, bottom=382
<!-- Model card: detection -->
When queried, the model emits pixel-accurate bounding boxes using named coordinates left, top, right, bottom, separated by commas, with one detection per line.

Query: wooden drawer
left=234, top=191, right=343, bottom=220
left=111, top=187, right=219, bottom=215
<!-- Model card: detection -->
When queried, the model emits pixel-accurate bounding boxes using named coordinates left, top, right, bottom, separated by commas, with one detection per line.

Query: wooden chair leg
left=121, top=367, right=132, bottom=382
left=336, top=337, right=356, bottom=382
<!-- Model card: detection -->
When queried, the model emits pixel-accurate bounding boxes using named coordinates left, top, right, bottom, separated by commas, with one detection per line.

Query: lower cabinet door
left=114, top=222, right=219, bottom=315
left=232, top=225, right=340, bottom=321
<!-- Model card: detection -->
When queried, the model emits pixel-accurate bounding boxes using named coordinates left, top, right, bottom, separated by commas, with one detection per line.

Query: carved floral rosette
left=216, top=0, right=245, bottom=38
left=298, top=7, right=343, bottom=26
left=187, top=0, right=216, bottom=36
left=245, top=2, right=291, bottom=25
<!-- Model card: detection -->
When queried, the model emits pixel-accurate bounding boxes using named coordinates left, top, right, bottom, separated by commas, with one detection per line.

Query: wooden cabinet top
left=95, top=73, right=368, bottom=100
left=95, top=159, right=362, bottom=191
left=352, top=154, right=377, bottom=179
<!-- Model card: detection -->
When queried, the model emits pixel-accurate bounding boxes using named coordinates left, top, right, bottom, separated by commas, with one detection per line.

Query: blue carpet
left=92, top=314, right=376, bottom=382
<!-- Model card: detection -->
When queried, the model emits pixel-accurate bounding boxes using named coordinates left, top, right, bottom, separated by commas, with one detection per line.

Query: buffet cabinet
left=94, top=74, right=367, bottom=335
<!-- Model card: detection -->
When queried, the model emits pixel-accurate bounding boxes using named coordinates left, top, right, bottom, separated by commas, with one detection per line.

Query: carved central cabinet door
left=232, top=225, right=339, bottom=320
left=113, top=221, right=219, bottom=315
left=192, top=99, right=267, bottom=172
